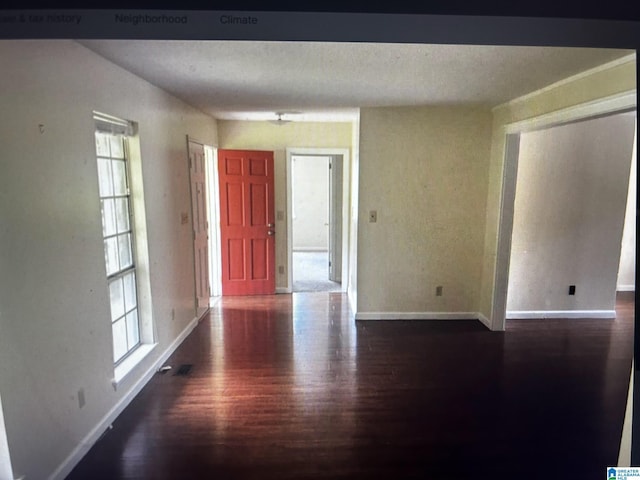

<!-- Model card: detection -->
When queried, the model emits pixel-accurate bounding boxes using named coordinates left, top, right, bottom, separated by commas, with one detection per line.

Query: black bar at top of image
left=1, top=0, right=640, bottom=21
left=0, top=10, right=639, bottom=47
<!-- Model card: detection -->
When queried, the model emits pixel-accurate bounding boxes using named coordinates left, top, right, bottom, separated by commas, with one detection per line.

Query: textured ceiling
left=78, top=40, right=633, bottom=121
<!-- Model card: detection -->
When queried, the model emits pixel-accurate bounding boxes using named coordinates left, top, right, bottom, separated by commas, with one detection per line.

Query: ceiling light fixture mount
left=269, top=112, right=295, bottom=126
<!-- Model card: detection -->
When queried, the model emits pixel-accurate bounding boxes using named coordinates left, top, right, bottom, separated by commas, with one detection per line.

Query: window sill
left=113, top=343, right=157, bottom=386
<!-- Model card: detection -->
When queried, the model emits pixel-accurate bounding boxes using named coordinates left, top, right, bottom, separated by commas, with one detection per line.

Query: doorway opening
left=286, top=148, right=350, bottom=294
left=491, top=91, right=636, bottom=330
left=504, top=111, right=636, bottom=320
left=291, top=154, right=339, bottom=292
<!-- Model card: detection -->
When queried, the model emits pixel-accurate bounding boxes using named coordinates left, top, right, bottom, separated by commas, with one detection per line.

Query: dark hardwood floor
left=67, top=292, right=634, bottom=480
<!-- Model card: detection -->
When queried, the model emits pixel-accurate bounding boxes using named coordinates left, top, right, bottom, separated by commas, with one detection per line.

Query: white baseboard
left=506, top=310, right=616, bottom=319
left=292, top=248, right=328, bottom=252
left=477, top=312, right=491, bottom=329
left=276, top=287, right=292, bottom=294
left=49, top=314, right=202, bottom=480
left=354, top=311, right=481, bottom=321
left=617, top=285, right=636, bottom=292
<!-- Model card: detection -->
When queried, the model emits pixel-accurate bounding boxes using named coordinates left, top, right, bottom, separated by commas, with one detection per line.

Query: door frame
left=0, top=394, right=13, bottom=480
left=328, top=154, right=344, bottom=283
left=205, top=145, right=222, bottom=299
left=490, top=89, right=636, bottom=331
left=286, top=147, right=350, bottom=293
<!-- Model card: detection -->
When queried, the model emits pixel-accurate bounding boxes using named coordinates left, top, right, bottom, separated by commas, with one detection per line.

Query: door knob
left=267, top=223, right=275, bottom=227
left=267, top=230, right=275, bottom=236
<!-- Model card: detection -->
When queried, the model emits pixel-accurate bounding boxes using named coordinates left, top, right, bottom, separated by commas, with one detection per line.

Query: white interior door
left=187, top=138, right=210, bottom=311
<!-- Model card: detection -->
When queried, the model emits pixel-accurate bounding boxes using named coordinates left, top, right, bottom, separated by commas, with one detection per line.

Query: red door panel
left=218, top=150, right=275, bottom=295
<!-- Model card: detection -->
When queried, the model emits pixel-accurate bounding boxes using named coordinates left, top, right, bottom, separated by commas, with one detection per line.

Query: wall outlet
left=78, top=388, right=85, bottom=409
left=436, top=286, right=443, bottom=296
left=569, top=285, right=576, bottom=295
left=277, top=210, right=285, bottom=221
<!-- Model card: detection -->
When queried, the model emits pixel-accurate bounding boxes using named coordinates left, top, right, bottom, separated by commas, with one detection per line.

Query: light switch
left=369, top=210, right=377, bottom=223
left=277, top=210, right=285, bottom=221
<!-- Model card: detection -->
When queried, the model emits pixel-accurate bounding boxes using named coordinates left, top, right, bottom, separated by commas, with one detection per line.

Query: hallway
left=292, top=251, right=342, bottom=292
left=67, top=292, right=634, bottom=479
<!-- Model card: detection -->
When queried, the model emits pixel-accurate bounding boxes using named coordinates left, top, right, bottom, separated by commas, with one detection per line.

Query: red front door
left=218, top=150, right=276, bottom=295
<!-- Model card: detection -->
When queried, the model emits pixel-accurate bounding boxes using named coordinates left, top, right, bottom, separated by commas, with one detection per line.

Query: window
left=94, top=115, right=141, bottom=365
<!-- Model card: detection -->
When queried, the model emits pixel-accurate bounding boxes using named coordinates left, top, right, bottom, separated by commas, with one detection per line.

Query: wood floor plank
left=67, top=291, right=634, bottom=480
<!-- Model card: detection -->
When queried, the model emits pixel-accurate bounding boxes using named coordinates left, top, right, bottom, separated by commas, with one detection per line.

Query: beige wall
left=217, top=120, right=352, bottom=289
left=292, top=155, right=330, bottom=250
left=479, top=57, right=636, bottom=327
left=0, top=40, right=218, bottom=480
left=357, top=106, right=492, bottom=315
left=507, top=113, right=635, bottom=313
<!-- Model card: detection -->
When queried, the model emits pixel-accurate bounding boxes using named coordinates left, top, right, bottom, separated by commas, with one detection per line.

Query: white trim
left=505, top=90, right=636, bottom=134
left=293, top=247, right=328, bottom=252
left=617, top=285, right=636, bottom=292
left=124, top=133, right=154, bottom=346
left=0, top=395, right=14, bottom=480
left=93, top=110, right=135, bottom=136
left=205, top=145, right=223, bottom=298
left=286, top=148, right=350, bottom=294
left=348, top=287, right=357, bottom=317
left=618, top=361, right=634, bottom=467
left=492, top=53, right=636, bottom=112
left=276, top=287, right=292, bottom=294
left=355, top=311, right=481, bottom=321
left=506, top=310, right=616, bottom=319
left=490, top=133, right=521, bottom=332
left=477, top=312, right=491, bottom=329
left=49, top=314, right=202, bottom=480
left=113, top=343, right=157, bottom=385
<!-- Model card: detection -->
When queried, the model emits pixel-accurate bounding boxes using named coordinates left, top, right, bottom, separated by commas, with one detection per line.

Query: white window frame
left=94, top=112, right=157, bottom=385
